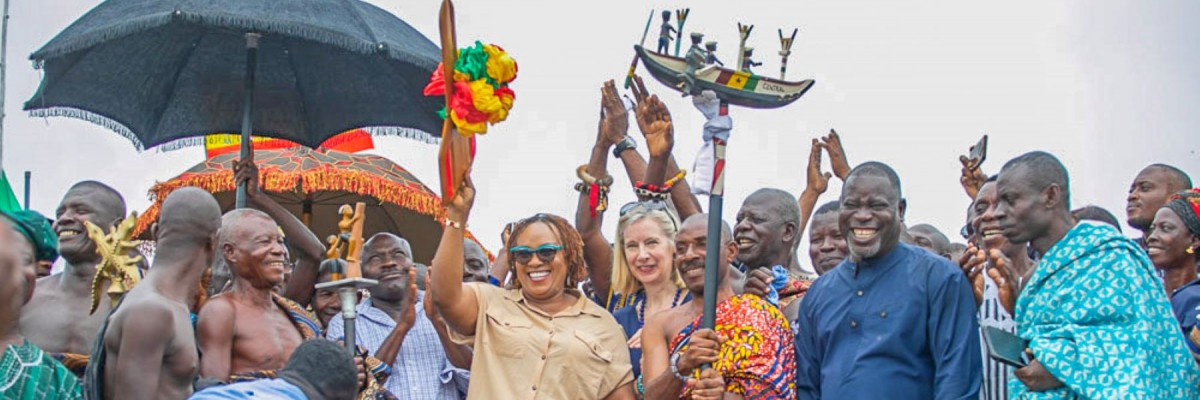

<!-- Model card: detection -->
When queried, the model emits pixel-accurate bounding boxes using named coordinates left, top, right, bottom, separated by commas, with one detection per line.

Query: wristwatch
left=613, top=136, right=637, bottom=158
left=670, top=351, right=690, bottom=382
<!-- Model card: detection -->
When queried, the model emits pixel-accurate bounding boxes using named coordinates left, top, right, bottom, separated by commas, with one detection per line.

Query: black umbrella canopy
left=25, top=0, right=445, bottom=150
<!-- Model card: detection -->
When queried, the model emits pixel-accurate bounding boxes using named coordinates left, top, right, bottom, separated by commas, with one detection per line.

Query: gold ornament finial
left=87, top=213, right=144, bottom=314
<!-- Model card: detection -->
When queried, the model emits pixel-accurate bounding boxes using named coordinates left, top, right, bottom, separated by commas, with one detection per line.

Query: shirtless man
left=20, top=181, right=126, bottom=377
left=197, top=209, right=304, bottom=380
left=93, top=188, right=222, bottom=399
left=643, top=214, right=796, bottom=399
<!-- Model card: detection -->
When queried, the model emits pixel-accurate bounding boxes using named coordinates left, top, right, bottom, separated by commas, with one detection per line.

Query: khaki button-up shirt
left=449, top=283, right=634, bottom=399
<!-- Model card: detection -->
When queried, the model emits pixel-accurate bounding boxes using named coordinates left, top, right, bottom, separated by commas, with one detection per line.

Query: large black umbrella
left=24, top=0, right=445, bottom=206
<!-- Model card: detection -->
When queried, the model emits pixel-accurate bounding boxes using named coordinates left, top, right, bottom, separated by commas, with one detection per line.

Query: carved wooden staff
left=316, top=201, right=376, bottom=386
left=437, top=0, right=474, bottom=205
left=778, top=28, right=798, bottom=80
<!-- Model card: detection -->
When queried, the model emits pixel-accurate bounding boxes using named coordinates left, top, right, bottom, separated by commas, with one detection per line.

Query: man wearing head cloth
left=0, top=209, right=82, bottom=399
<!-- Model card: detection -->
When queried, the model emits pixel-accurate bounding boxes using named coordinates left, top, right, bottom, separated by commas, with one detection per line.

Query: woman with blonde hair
left=575, top=80, right=698, bottom=389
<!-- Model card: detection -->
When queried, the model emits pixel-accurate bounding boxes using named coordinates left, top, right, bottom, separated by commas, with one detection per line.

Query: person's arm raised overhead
left=431, top=177, right=480, bottom=336
left=576, top=80, right=623, bottom=305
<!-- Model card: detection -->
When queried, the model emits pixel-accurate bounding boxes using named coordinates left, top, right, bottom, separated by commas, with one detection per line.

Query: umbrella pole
left=235, top=33, right=261, bottom=208
left=700, top=101, right=729, bottom=371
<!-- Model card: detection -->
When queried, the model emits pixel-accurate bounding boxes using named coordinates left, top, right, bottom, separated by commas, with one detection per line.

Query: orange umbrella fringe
left=135, top=167, right=493, bottom=260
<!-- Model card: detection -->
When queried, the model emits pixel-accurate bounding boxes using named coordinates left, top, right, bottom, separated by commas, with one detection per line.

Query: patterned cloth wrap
left=1010, top=222, right=1200, bottom=399
left=227, top=294, right=396, bottom=400
left=669, top=295, right=796, bottom=399
left=775, top=271, right=812, bottom=310
left=48, top=353, right=89, bottom=379
left=2, top=340, right=82, bottom=400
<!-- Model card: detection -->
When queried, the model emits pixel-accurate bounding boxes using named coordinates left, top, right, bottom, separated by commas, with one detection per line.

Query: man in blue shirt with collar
left=326, top=233, right=472, bottom=399
left=795, top=161, right=981, bottom=400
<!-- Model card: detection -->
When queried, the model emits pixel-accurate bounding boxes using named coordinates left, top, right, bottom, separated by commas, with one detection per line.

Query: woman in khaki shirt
left=430, top=179, right=636, bottom=400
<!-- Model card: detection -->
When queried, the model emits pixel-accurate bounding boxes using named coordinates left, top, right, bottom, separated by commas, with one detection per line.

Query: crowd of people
left=1, top=74, right=1199, bottom=400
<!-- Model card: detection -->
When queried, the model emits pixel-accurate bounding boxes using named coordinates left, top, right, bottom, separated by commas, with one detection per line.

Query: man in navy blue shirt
left=795, top=161, right=981, bottom=400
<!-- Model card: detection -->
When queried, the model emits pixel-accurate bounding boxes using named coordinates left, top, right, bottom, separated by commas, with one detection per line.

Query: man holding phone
left=994, top=151, right=1200, bottom=398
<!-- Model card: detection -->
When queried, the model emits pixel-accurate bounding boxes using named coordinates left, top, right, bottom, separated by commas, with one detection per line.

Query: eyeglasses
left=509, top=244, right=563, bottom=264
left=619, top=200, right=679, bottom=230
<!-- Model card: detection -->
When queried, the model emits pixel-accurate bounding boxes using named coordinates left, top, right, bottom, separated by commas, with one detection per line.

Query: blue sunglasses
left=508, top=244, right=563, bottom=264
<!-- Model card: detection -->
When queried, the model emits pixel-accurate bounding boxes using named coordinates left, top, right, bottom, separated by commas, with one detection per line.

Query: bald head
left=1145, top=164, right=1193, bottom=193
left=67, top=181, right=126, bottom=223
left=218, top=209, right=275, bottom=248
left=1001, top=151, right=1070, bottom=211
left=156, top=188, right=221, bottom=246
left=362, top=232, right=412, bottom=259
left=681, top=214, right=733, bottom=244
left=845, top=162, right=903, bottom=201
left=908, top=223, right=951, bottom=257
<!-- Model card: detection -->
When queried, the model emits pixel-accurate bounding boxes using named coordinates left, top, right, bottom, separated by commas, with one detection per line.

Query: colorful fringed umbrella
left=134, top=147, right=489, bottom=263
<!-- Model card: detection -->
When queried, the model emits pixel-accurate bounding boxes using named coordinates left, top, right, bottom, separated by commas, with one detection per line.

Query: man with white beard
left=794, top=162, right=981, bottom=400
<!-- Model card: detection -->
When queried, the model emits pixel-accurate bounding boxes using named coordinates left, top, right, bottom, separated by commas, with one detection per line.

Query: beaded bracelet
left=575, top=165, right=613, bottom=216
left=635, top=169, right=688, bottom=194
left=634, top=187, right=669, bottom=201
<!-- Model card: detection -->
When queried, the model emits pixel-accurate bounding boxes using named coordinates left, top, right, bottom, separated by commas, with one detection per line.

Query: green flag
left=0, top=171, right=23, bottom=212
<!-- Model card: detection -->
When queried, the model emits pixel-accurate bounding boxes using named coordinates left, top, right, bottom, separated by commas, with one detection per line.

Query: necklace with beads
left=637, top=288, right=686, bottom=324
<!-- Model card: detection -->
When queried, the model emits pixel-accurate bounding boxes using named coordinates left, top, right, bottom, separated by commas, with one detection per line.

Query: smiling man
left=197, top=209, right=316, bottom=381
left=795, top=161, right=980, bottom=400
left=642, top=214, right=795, bottom=399
left=325, top=233, right=472, bottom=399
left=734, top=188, right=815, bottom=322
left=20, top=181, right=126, bottom=378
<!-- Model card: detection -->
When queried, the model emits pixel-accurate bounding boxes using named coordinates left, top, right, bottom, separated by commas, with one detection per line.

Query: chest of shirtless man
left=20, top=273, right=114, bottom=355
left=198, top=294, right=305, bottom=378
left=101, top=291, right=197, bottom=399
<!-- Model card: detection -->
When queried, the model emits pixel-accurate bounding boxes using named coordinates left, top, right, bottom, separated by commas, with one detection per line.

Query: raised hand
left=959, top=154, right=987, bottom=200
left=597, top=80, right=629, bottom=148
left=447, top=176, right=476, bottom=224
left=630, top=75, right=674, bottom=159
left=806, top=138, right=833, bottom=195
left=232, top=155, right=260, bottom=199
left=987, top=249, right=1018, bottom=315
left=819, top=129, right=851, bottom=180
left=400, top=268, right=418, bottom=331
left=957, top=243, right=987, bottom=307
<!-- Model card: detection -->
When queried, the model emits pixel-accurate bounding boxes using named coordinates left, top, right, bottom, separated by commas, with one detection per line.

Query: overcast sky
left=4, top=0, right=1198, bottom=255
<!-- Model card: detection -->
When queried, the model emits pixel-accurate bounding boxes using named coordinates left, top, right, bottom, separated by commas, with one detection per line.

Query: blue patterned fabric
left=1010, top=222, right=1200, bottom=399
left=764, top=265, right=790, bottom=306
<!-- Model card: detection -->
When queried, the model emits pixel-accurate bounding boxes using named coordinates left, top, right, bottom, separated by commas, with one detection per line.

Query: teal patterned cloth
left=0, top=339, right=82, bottom=400
left=1010, top=222, right=1200, bottom=399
